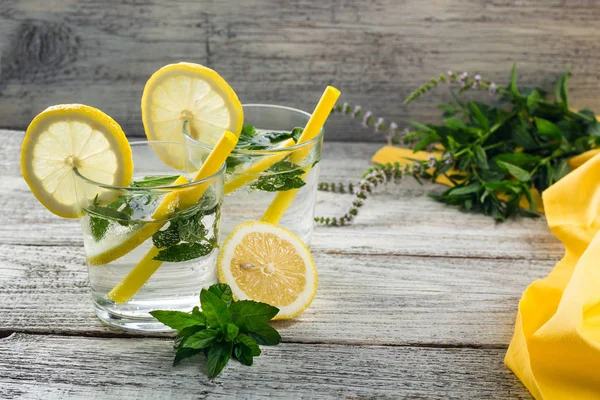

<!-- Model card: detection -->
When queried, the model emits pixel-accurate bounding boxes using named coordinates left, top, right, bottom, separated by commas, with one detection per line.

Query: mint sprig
left=250, top=161, right=306, bottom=192
left=150, top=283, right=280, bottom=378
left=226, top=125, right=304, bottom=174
left=235, top=125, right=303, bottom=151
left=151, top=202, right=218, bottom=262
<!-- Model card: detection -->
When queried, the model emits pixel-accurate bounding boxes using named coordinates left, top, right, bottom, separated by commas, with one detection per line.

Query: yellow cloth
left=372, top=144, right=600, bottom=398
left=505, top=150, right=600, bottom=399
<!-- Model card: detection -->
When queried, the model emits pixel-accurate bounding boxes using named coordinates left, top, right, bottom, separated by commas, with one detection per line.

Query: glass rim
left=73, top=140, right=226, bottom=191
left=184, top=103, right=324, bottom=156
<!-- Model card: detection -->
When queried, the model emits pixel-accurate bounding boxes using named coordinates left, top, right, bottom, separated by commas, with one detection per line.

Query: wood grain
left=1, top=0, right=600, bottom=141
left=0, top=333, right=532, bottom=399
left=1, top=130, right=563, bottom=259
left=0, top=242, right=553, bottom=345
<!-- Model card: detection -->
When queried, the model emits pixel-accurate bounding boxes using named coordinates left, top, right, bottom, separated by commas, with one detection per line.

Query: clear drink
left=186, top=104, right=323, bottom=245
left=74, top=141, right=224, bottom=332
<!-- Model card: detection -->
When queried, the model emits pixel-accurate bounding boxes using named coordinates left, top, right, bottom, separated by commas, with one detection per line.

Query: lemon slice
left=21, top=104, right=133, bottom=218
left=141, top=62, right=243, bottom=169
left=218, top=221, right=318, bottom=319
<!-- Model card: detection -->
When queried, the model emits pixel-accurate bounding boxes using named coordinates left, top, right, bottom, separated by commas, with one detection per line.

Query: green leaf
left=192, top=306, right=205, bottom=320
left=175, top=324, right=206, bottom=347
left=250, top=162, right=306, bottom=192
left=176, top=215, right=208, bottom=244
left=408, top=120, right=435, bottom=132
left=131, top=175, right=180, bottom=188
left=173, top=347, right=202, bottom=366
left=534, top=118, right=562, bottom=140
left=229, top=300, right=279, bottom=327
left=526, top=90, right=541, bottom=113
left=473, top=145, right=488, bottom=169
left=153, top=242, right=214, bottom=262
left=560, top=68, right=569, bottom=108
left=587, top=120, right=600, bottom=137
left=493, top=153, right=541, bottom=169
left=200, top=288, right=231, bottom=328
left=149, top=310, right=206, bottom=330
left=509, top=63, right=520, bottom=97
left=207, top=341, right=233, bottom=378
left=412, top=134, right=438, bottom=152
left=236, top=333, right=261, bottom=357
left=553, top=159, right=570, bottom=182
left=208, top=284, right=233, bottom=306
left=448, top=183, right=481, bottom=196
left=224, top=323, right=240, bottom=342
left=496, top=160, right=531, bottom=182
left=444, top=117, right=468, bottom=131
left=236, top=125, right=304, bottom=150
left=152, top=223, right=180, bottom=249
left=183, top=329, right=219, bottom=349
left=247, top=324, right=281, bottom=346
left=89, top=216, right=110, bottom=242
left=468, top=102, right=489, bottom=131
left=234, top=344, right=254, bottom=366
left=437, top=103, right=458, bottom=117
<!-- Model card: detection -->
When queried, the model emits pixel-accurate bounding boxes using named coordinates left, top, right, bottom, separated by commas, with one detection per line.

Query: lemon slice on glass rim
left=21, top=104, right=133, bottom=218
left=217, top=221, right=318, bottom=320
left=141, top=62, right=244, bottom=169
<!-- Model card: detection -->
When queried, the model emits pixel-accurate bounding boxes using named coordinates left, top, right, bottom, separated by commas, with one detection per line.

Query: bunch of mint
left=150, top=283, right=281, bottom=378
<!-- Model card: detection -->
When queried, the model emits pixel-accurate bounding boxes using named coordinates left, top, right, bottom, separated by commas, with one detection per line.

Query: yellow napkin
left=504, top=149, right=600, bottom=399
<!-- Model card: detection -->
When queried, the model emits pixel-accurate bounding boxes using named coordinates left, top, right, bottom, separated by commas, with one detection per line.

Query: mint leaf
left=250, top=161, right=306, bottom=192
left=89, top=216, right=109, bottom=241
left=207, top=341, right=233, bottom=378
left=175, top=324, right=206, bottom=347
left=176, top=212, right=209, bottom=243
left=131, top=175, right=180, bottom=188
left=200, top=288, right=231, bottom=328
left=208, top=284, right=233, bottom=306
left=448, top=183, right=481, bottom=196
left=230, top=300, right=279, bottom=327
left=183, top=329, right=219, bottom=349
left=173, top=347, right=202, bottom=366
left=248, top=323, right=281, bottom=346
left=153, top=242, right=213, bottom=262
left=149, top=310, right=206, bottom=330
left=496, top=160, right=531, bottom=182
left=234, top=343, right=254, bottom=366
left=236, top=333, right=261, bottom=357
left=224, top=323, right=239, bottom=342
left=152, top=223, right=180, bottom=248
left=236, top=125, right=304, bottom=150
left=534, top=118, right=562, bottom=140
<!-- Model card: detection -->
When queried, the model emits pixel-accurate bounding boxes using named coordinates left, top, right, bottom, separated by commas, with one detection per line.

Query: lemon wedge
left=217, top=221, right=318, bottom=319
left=141, top=62, right=243, bottom=169
left=21, top=104, right=133, bottom=218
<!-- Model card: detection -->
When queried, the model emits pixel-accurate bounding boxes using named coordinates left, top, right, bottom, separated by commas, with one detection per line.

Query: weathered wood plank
left=0, top=243, right=553, bottom=345
left=0, top=333, right=532, bottom=399
left=0, top=130, right=564, bottom=259
left=1, top=0, right=600, bottom=141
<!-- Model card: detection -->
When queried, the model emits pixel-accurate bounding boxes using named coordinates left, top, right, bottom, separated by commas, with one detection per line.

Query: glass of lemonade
left=74, top=141, right=224, bottom=332
left=185, top=104, right=323, bottom=245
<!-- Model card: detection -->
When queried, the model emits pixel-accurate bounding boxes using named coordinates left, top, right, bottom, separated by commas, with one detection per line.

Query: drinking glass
left=185, top=104, right=323, bottom=245
left=74, top=141, right=224, bottom=332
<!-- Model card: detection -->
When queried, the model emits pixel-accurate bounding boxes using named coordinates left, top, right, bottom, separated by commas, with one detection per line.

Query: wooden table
left=0, top=130, right=562, bottom=399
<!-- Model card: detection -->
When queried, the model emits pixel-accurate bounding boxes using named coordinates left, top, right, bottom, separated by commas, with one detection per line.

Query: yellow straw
left=108, top=131, right=238, bottom=304
left=262, top=86, right=340, bottom=224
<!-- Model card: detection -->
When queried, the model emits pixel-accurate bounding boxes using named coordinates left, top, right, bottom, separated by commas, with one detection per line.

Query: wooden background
left=1, top=0, right=600, bottom=141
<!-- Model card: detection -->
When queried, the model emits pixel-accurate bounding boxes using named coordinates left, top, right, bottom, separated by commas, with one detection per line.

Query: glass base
left=95, top=305, right=174, bottom=333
